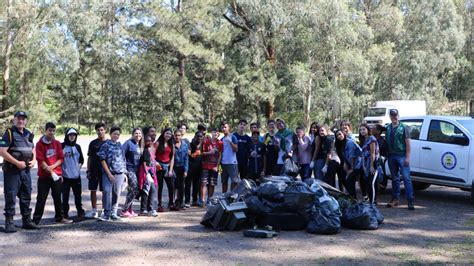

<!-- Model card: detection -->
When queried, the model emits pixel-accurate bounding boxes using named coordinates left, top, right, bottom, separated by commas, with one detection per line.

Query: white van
left=384, top=115, right=474, bottom=203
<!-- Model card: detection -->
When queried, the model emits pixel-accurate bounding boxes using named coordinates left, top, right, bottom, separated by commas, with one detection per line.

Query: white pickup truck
left=384, top=115, right=474, bottom=203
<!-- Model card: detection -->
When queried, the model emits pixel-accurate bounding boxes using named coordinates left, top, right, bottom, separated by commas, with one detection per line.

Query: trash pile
left=201, top=176, right=384, bottom=235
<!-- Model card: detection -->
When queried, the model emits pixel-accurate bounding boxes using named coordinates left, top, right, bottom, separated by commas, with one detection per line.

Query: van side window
left=401, top=120, right=423, bottom=140
left=428, top=120, right=466, bottom=144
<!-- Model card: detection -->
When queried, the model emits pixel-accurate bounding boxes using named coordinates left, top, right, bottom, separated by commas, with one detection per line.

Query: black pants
left=365, top=172, right=379, bottom=204
left=33, top=178, right=63, bottom=223
left=238, top=163, right=248, bottom=180
left=324, top=160, right=339, bottom=187
left=3, top=170, right=32, bottom=217
left=359, top=170, right=367, bottom=197
left=185, top=166, right=201, bottom=204
left=174, top=166, right=185, bottom=206
left=335, top=162, right=346, bottom=191
left=62, top=177, right=84, bottom=217
left=157, top=170, right=175, bottom=207
left=344, top=169, right=360, bottom=199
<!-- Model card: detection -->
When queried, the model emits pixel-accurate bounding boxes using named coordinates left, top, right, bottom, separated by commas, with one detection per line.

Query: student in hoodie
left=173, top=130, right=189, bottom=209
left=33, top=122, right=72, bottom=225
left=61, top=128, right=85, bottom=220
left=121, top=127, right=144, bottom=218
left=248, top=131, right=265, bottom=183
left=97, top=126, right=128, bottom=221
left=234, top=119, right=252, bottom=180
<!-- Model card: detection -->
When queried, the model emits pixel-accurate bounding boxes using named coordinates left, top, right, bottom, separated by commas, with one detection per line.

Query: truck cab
left=384, top=116, right=474, bottom=203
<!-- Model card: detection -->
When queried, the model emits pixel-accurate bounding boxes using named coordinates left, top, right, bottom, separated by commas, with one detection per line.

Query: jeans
left=388, top=154, right=414, bottom=201
left=298, top=164, right=311, bottom=180
left=3, top=170, right=32, bottom=217
left=123, top=169, right=139, bottom=211
left=102, top=173, right=125, bottom=218
left=324, top=160, right=339, bottom=187
left=140, top=183, right=157, bottom=212
left=315, top=159, right=326, bottom=180
left=33, top=177, right=63, bottom=223
left=157, top=163, right=175, bottom=207
left=62, top=177, right=84, bottom=217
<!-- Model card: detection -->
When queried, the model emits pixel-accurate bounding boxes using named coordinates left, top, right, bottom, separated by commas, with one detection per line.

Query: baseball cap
left=14, top=111, right=28, bottom=118
left=66, top=128, right=79, bottom=135
left=389, top=109, right=399, bottom=117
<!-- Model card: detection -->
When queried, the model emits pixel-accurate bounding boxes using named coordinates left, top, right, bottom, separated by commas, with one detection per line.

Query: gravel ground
left=0, top=136, right=473, bottom=264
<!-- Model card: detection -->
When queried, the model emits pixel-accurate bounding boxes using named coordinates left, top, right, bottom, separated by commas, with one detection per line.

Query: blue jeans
left=388, top=154, right=414, bottom=201
left=315, top=159, right=326, bottom=180
left=102, top=173, right=125, bottom=217
left=298, top=164, right=311, bottom=180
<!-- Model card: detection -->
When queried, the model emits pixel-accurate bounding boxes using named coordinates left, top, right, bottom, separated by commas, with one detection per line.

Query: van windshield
left=367, top=108, right=386, bottom=117
left=457, top=120, right=474, bottom=135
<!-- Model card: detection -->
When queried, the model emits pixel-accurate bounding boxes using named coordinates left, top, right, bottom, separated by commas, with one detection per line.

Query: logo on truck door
left=441, top=152, right=457, bottom=170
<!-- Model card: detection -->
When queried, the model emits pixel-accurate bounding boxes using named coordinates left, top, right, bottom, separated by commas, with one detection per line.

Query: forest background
left=0, top=0, right=473, bottom=134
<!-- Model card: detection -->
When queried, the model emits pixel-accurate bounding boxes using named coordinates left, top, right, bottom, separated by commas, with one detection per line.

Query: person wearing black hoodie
left=61, top=128, right=85, bottom=219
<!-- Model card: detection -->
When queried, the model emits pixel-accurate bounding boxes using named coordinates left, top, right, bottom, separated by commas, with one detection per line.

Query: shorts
left=88, top=175, right=102, bottom=191
left=221, top=164, right=240, bottom=185
left=201, top=169, right=218, bottom=186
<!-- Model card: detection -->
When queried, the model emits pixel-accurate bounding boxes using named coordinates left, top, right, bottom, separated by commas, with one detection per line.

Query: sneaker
left=129, top=210, right=138, bottom=217
left=191, top=201, right=199, bottom=207
left=139, top=211, right=149, bottom=216
left=111, top=214, right=122, bottom=221
left=386, top=199, right=399, bottom=208
left=169, top=205, right=180, bottom=211
left=149, top=210, right=158, bottom=217
left=157, top=206, right=166, bottom=212
left=197, top=201, right=204, bottom=208
left=85, top=209, right=98, bottom=219
left=407, top=201, right=415, bottom=211
left=56, top=218, right=74, bottom=224
left=98, top=216, right=111, bottom=222
left=120, top=210, right=133, bottom=218
left=184, top=203, right=191, bottom=208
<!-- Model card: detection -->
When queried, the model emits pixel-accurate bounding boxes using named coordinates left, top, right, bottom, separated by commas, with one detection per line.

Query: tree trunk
left=265, top=100, right=274, bottom=119
left=177, top=0, right=186, bottom=117
left=2, top=0, right=13, bottom=111
left=303, top=79, right=312, bottom=129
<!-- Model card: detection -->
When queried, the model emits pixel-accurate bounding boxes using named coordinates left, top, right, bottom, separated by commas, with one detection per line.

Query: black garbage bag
left=283, top=181, right=315, bottom=218
left=260, top=175, right=294, bottom=184
left=245, top=195, right=289, bottom=215
left=256, top=212, right=308, bottom=231
left=257, top=182, right=287, bottom=202
left=341, top=202, right=379, bottom=230
left=284, top=158, right=299, bottom=177
left=369, top=204, right=384, bottom=225
left=304, top=178, right=347, bottom=198
left=232, top=179, right=257, bottom=199
left=306, top=208, right=341, bottom=234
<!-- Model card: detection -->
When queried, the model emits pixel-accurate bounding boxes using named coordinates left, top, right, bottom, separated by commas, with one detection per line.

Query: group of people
left=1, top=108, right=414, bottom=233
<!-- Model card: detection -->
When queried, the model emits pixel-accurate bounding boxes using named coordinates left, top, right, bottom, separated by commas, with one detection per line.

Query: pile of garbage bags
left=201, top=176, right=384, bottom=235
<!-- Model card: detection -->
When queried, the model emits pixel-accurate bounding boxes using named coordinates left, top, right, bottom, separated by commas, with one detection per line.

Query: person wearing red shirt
left=155, top=128, right=176, bottom=212
left=33, top=122, right=72, bottom=225
left=200, top=128, right=223, bottom=206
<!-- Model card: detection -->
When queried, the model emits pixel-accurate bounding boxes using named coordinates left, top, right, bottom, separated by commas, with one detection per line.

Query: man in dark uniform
left=0, top=111, right=39, bottom=233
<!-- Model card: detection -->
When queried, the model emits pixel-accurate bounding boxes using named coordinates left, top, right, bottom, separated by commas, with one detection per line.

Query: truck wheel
left=412, top=181, right=431, bottom=191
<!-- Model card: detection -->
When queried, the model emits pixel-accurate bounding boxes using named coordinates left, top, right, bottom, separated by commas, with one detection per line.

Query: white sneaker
left=85, top=209, right=98, bottom=219
left=110, top=214, right=122, bottom=221
left=149, top=210, right=158, bottom=217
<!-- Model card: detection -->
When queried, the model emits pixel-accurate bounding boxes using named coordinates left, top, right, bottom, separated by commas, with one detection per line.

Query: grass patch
left=467, top=218, right=474, bottom=227
left=392, top=252, right=422, bottom=265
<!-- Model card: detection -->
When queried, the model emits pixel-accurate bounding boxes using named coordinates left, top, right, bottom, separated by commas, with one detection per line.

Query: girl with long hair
left=156, top=128, right=177, bottom=211
left=121, top=127, right=144, bottom=217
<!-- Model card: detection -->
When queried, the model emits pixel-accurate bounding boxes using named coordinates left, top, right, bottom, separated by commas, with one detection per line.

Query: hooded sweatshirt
left=36, top=136, right=64, bottom=178
left=61, top=129, right=84, bottom=179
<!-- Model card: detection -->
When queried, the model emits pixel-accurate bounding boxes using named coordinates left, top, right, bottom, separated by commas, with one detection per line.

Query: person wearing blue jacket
left=335, top=129, right=362, bottom=199
left=174, top=130, right=189, bottom=209
left=121, top=128, right=144, bottom=217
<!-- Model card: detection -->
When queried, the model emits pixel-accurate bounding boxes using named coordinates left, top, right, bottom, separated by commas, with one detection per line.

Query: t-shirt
left=189, top=141, right=203, bottom=169
left=221, top=134, right=238, bottom=164
left=263, top=133, right=279, bottom=171
left=295, top=135, right=312, bottom=165
left=248, top=142, right=265, bottom=174
left=156, top=144, right=172, bottom=164
left=316, top=135, right=335, bottom=160
left=87, top=138, right=107, bottom=178
left=202, top=138, right=223, bottom=170
left=122, top=138, right=142, bottom=171
left=233, top=132, right=252, bottom=167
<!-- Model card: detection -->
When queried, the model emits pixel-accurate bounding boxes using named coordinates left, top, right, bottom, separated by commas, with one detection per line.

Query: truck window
left=367, top=108, right=386, bottom=117
left=401, top=119, right=423, bottom=140
left=428, top=120, right=467, bottom=144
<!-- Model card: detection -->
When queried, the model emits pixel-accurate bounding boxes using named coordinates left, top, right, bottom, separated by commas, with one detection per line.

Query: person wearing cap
left=385, top=109, right=415, bottom=210
left=0, top=111, right=39, bottom=233
left=33, top=122, right=73, bottom=224
left=61, top=127, right=85, bottom=219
